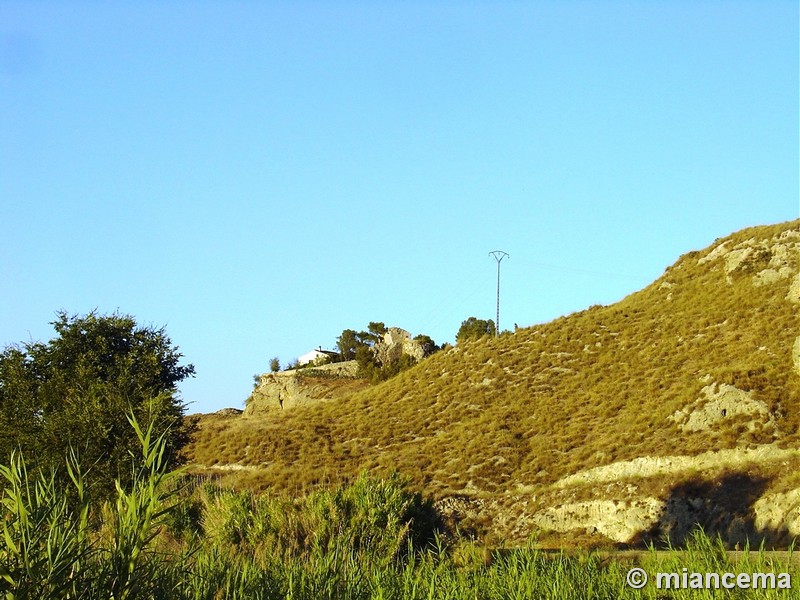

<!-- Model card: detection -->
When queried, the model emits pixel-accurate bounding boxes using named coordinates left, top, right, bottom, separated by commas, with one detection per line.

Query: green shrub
left=200, top=487, right=255, bottom=546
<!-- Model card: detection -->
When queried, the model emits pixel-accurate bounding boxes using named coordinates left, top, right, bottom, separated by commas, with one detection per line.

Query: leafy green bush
left=194, top=471, right=440, bottom=566
left=0, top=311, right=194, bottom=498
left=304, top=472, right=439, bottom=563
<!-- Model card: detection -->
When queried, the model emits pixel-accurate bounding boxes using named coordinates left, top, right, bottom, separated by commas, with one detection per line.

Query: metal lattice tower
left=489, top=251, right=509, bottom=336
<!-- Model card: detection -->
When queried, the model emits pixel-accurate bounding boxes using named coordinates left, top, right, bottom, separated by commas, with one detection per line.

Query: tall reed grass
left=2, top=418, right=798, bottom=598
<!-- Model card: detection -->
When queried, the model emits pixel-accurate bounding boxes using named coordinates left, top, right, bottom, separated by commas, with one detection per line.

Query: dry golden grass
left=186, top=220, right=800, bottom=503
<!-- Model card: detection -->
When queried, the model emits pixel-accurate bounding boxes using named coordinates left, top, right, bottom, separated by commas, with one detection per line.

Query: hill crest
left=186, top=219, right=800, bottom=547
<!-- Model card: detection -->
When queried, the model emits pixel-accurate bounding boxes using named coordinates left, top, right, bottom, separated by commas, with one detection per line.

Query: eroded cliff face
left=524, top=445, right=800, bottom=547
left=436, top=445, right=800, bottom=548
left=244, top=361, right=364, bottom=416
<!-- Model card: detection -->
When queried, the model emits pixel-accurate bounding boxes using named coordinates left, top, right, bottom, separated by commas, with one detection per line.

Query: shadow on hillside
left=630, top=473, right=786, bottom=549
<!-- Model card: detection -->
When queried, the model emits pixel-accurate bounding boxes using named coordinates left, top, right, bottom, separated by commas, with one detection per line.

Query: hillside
left=185, top=219, right=800, bottom=547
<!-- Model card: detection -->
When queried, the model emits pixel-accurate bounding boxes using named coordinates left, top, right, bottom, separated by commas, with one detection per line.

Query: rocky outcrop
left=552, top=446, right=799, bottom=489
left=532, top=499, right=662, bottom=544
left=243, top=329, right=428, bottom=417
left=526, top=446, right=800, bottom=546
left=244, top=361, right=363, bottom=416
left=215, top=407, right=243, bottom=417
left=793, top=336, right=800, bottom=376
left=698, top=229, right=799, bottom=287
left=372, top=327, right=426, bottom=365
left=788, top=273, right=800, bottom=303
left=668, top=383, right=773, bottom=434
left=754, top=488, right=800, bottom=544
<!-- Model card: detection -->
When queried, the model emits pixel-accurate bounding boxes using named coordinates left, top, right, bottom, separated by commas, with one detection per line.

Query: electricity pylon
left=489, top=251, right=509, bottom=336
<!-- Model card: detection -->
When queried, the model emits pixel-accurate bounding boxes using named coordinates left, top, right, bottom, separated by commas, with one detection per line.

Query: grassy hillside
left=185, top=220, right=800, bottom=525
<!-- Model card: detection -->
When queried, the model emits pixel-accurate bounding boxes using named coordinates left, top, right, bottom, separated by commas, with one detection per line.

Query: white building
left=297, top=347, right=338, bottom=366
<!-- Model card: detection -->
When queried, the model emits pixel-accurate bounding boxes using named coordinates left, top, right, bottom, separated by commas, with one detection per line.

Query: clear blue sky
left=2, top=1, right=798, bottom=414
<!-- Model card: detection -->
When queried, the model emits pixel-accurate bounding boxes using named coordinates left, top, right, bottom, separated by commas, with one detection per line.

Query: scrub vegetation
left=187, top=221, right=800, bottom=512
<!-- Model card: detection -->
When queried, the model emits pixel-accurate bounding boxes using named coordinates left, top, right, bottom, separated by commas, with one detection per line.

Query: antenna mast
left=489, top=251, right=509, bottom=336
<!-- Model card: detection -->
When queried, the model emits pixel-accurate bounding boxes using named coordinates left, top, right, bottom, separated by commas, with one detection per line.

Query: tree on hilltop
left=336, top=324, right=385, bottom=362
left=336, top=329, right=361, bottom=361
left=367, top=321, right=387, bottom=340
left=413, top=334, right=440, bottom=357
left=456, top=317, right=496, bottom=344
left=335, top=322, right=440, bottom=382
